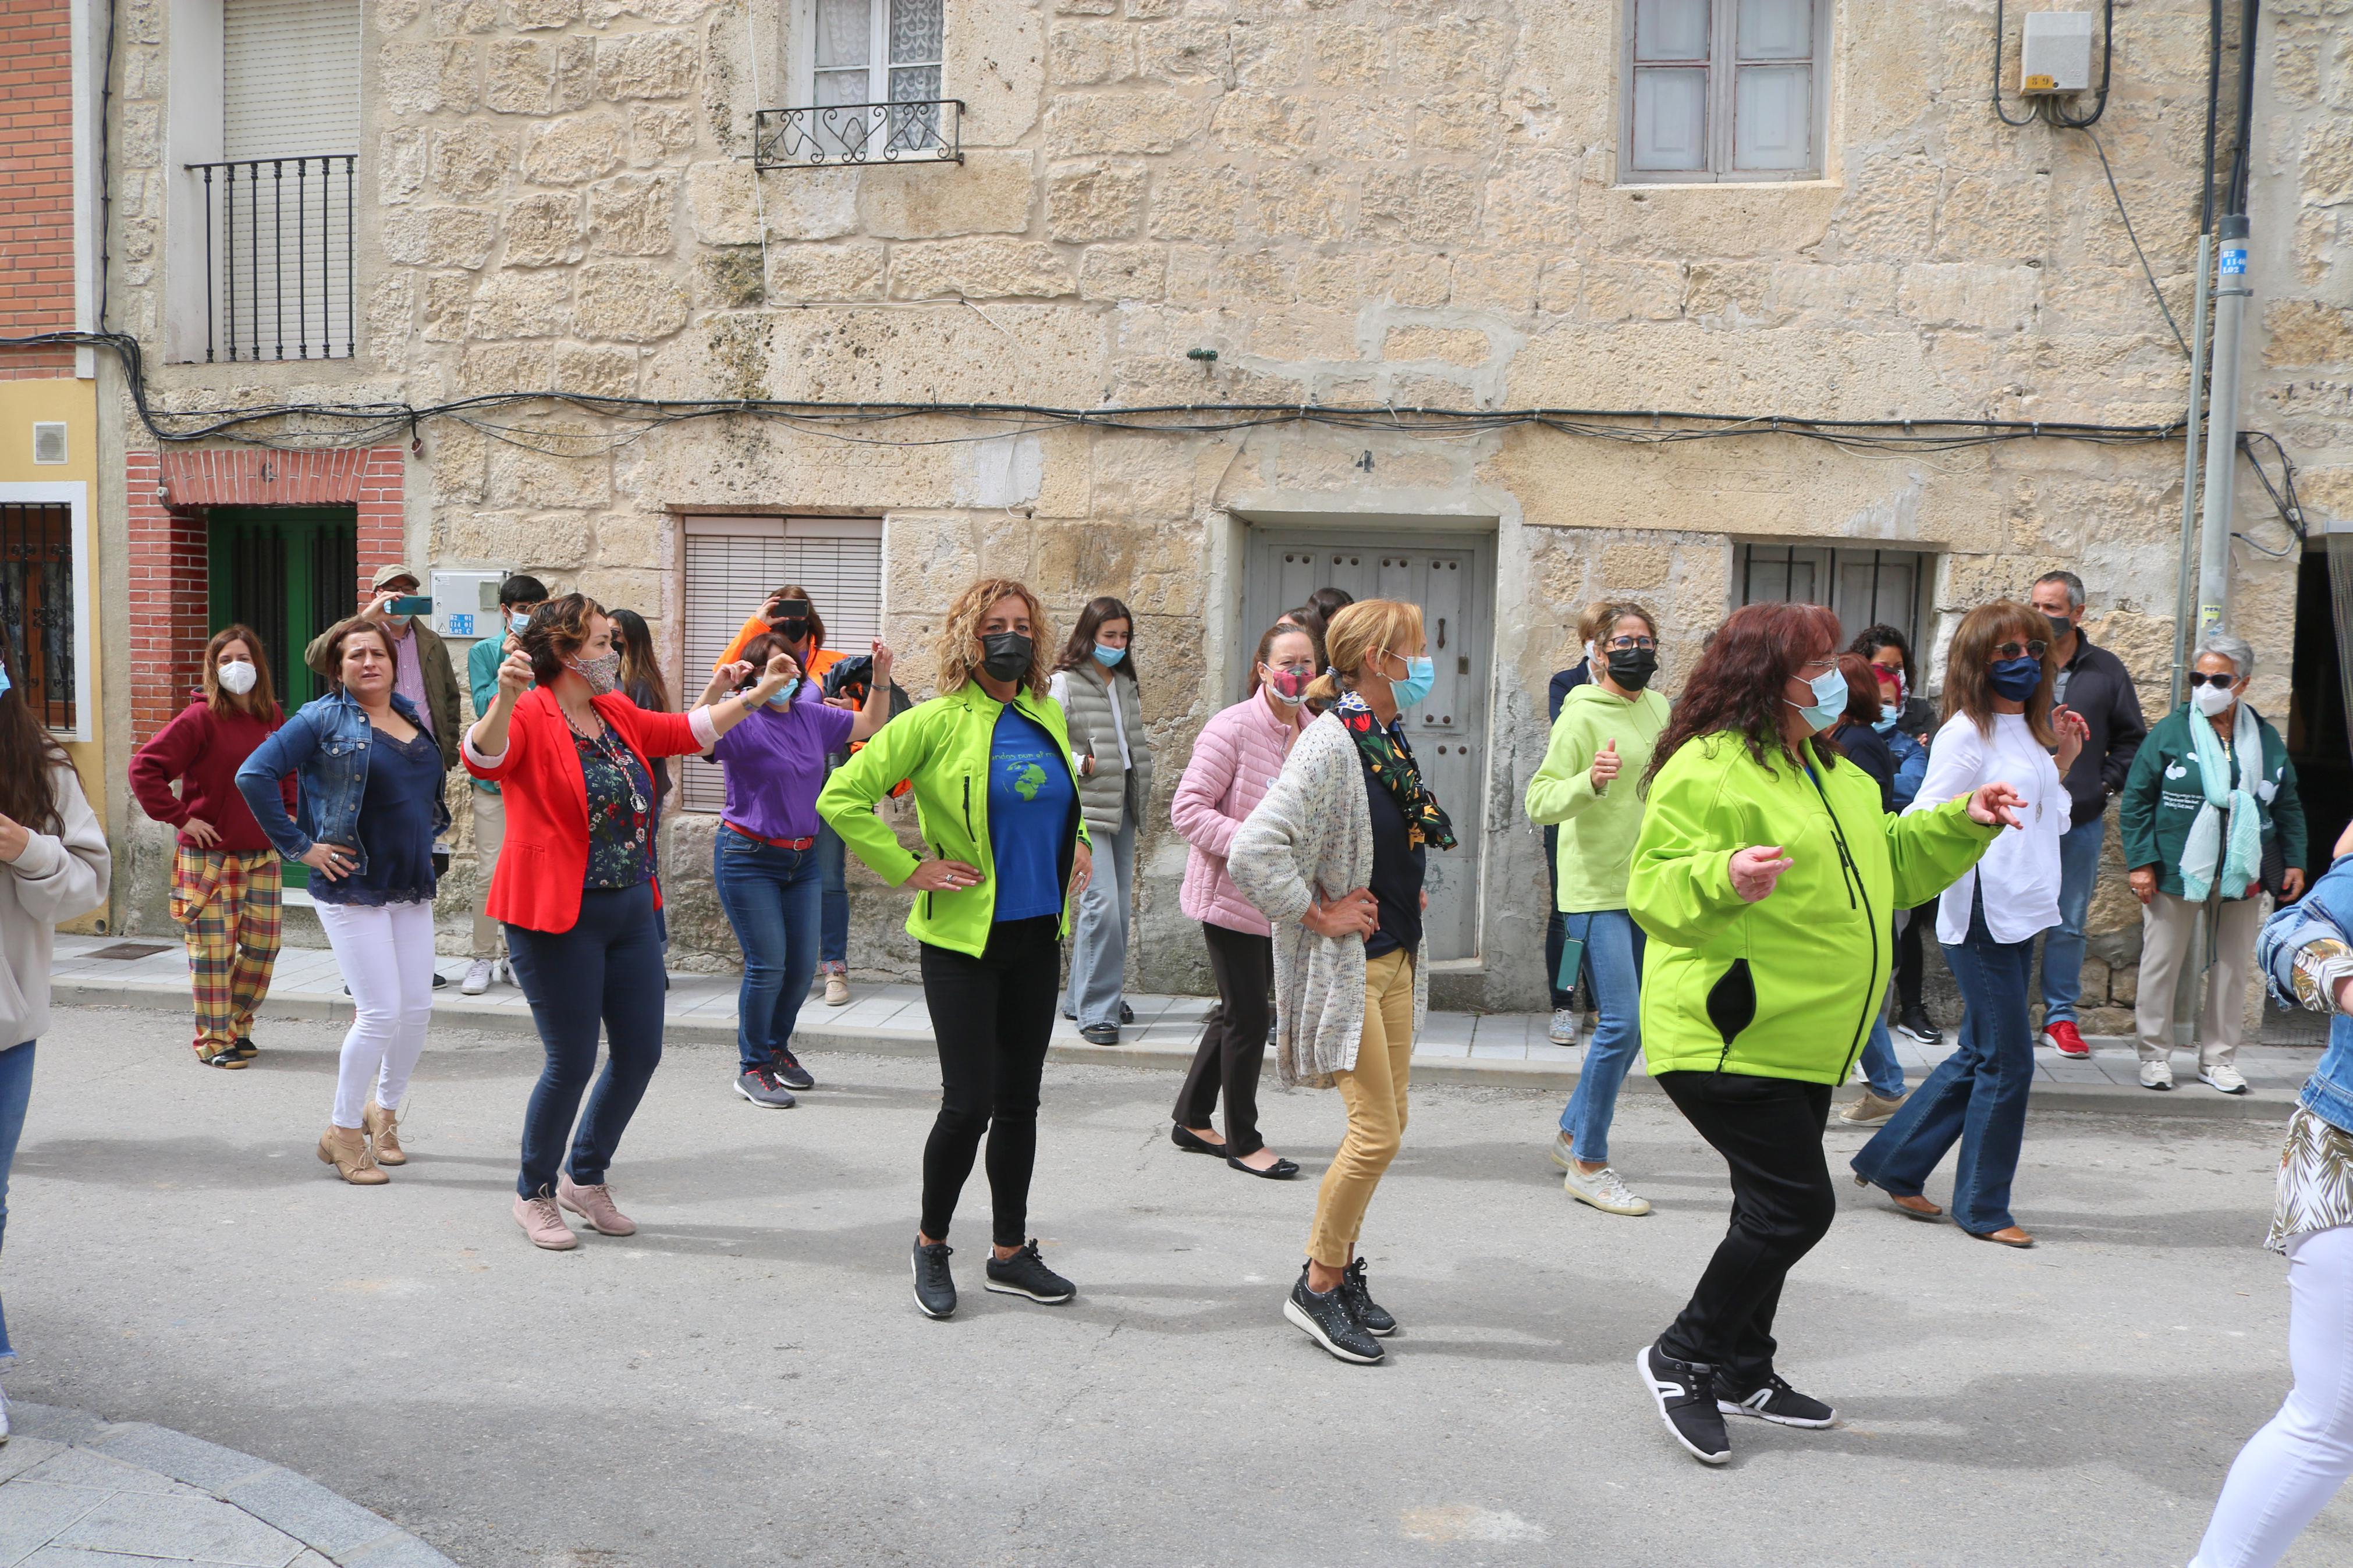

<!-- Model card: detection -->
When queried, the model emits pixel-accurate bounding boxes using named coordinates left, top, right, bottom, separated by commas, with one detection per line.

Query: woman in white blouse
left=1851, top=601, right=2086, bottom=1248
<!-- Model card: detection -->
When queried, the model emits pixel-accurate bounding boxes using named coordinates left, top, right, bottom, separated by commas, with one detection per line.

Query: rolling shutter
left=224, top=0, right=362, bottom=160
left=680, top=517, right=885, bottom=813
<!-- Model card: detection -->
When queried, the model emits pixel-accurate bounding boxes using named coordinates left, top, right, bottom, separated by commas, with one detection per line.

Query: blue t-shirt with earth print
left=987, top=706, right=1074, bottom=923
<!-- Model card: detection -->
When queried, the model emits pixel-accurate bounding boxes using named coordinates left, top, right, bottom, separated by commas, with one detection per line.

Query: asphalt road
left=6, top=1001, right=2342, bottom=1567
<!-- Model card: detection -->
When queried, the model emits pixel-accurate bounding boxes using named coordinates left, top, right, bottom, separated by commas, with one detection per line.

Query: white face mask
left=2192, top=680, right=2237, bottom=717
left=217, top=660, right=258, bottom=696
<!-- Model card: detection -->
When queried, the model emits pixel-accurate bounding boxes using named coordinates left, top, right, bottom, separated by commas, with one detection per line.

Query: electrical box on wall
left=430, top=571, right=507, bottom=640
left=2020, top=11, right=2096, bottom=94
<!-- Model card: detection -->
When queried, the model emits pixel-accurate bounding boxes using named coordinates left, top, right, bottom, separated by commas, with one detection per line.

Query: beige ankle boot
left=316, top=1125, right=389, bottom=1185
left=363, top=1100, right=407, bottom=1165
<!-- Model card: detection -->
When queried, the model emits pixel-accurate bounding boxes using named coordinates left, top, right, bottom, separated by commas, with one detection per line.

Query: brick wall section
left=126, top=446, right=407, bottom=741
left=0, top=0, right=75, bottom=379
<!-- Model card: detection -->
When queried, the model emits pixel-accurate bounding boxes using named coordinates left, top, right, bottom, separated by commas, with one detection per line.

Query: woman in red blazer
left=466, top=593, right=793, bottom=1251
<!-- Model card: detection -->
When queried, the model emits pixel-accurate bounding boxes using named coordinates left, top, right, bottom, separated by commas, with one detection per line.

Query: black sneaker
left=984, top=1239, right=1074, bottom=1304
left=1284, top=1265, right=1383, bottom=1364
left=1637, top=1341, right=1731, bottom=1464
left=229, top=1036, right=258, bottom=1061
left=1896, top=1007, right=1943, bottom=1046
left=911, top=1240, right=956, bottom=1320
left=1079, top=1023, right=1120, bottom=1046
left=734, top=1065, right=797, bottom=1109
left=771, top=1048, right=815, bottom=1092
left=1119, top=1002, right=1135, bottom=1025
left=1341, top=1258, right=1396, bottom=1336
left=1717, top=1373, right=1836, bottom=1428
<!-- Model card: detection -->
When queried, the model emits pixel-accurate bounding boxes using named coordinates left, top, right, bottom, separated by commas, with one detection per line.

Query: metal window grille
left=754, top=99, right=961, bottom=169
left=1735, top=543, right=1930, bottom=656
left=0, top=503, right=75, bottom=731
left=187, top=156, right=359, bottom=362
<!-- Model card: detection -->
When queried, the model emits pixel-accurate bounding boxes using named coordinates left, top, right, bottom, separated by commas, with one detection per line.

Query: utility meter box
left=430, top=571, right=507, bottom=641
left=2020, top=11, right=2095, bottom=94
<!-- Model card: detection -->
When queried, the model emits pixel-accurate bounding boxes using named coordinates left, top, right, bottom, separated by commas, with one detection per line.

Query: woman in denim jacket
left=239, top=618, right=450, bottom=1186
left=2190, top=819, right=2353, bottom=1567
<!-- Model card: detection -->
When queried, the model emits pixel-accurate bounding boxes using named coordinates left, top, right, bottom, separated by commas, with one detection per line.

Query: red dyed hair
left=1645, top=601, right=1844, bottom=787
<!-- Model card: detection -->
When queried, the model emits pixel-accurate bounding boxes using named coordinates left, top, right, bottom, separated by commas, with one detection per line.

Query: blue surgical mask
left=1789, top=667, right=1847, bottom=733
left=1389, top=653, right=1436, bottom=710
left=1988, top=657, right=2043, bottom=702
left=1873, top=703, right=1900, bottom=734
left=1092, top=644, right=1125, bottom=669
left=764, top=678, right=800, bottom=709
left=0, top=659, right=10, bottom=701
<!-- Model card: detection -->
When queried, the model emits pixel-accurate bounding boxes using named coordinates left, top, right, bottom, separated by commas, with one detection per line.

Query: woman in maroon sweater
left=129, top=626, right=293, bottom=1068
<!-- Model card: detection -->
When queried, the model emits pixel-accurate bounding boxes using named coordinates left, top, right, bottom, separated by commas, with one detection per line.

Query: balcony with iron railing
left=753, top=98, right=962, bottom=170
left=184, top=155, right=357, bottom=362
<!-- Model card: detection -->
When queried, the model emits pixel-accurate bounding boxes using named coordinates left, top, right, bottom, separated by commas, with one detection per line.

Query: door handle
left=1436, top=617, right=1446, bottom=650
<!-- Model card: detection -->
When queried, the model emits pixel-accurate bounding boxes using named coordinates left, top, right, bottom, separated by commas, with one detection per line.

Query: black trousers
left=1894, top=904, right=1929, bottom=1012
left=1656, top=1071, right=1837, bottom=1393
left=1174, top=922, right=1273, bottom=1156
left=917, top=916, right=1062, bottom=1247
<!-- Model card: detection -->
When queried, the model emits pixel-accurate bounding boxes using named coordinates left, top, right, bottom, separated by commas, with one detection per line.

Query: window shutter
left=1632, top=69, right=1709, bottom=170
left=224, top=0, right=362, bottom=160
left=1733, top=0, right=1813, bottom=172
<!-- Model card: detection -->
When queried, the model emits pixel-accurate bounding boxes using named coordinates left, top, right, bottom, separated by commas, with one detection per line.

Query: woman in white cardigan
left=0, top=633, right=113, bottom=1441
left=1231, top=599, right=1454, bottom=1367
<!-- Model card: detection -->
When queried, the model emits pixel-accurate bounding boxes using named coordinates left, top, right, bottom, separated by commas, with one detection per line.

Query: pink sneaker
left=558, top=1173, right=637, bottom=1236
left=513, top=1190, right=578, bottom=1250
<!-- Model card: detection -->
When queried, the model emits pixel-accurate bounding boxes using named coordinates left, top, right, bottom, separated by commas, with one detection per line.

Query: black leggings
left=1174, top=922, right=1273, bottom=1156
left=917, top=916, right=1062, bottom=1247
left=1894, top=904, right=1929, bottom=1012
left=1656, top=1071, right=1837, bottom=1393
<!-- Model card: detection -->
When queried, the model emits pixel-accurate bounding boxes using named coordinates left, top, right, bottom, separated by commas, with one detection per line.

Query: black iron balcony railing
left=186, top=155, right=357, bottom=362
left=753, top=99, right=963, bottom=170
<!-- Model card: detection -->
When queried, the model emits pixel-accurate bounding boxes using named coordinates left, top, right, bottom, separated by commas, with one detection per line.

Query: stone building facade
left=87, top=0, right=2353, bottom=1021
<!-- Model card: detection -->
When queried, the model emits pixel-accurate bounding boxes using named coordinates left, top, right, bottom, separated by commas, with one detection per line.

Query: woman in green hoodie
left=1627, top=602, right=2020, bottom=1467
left=1525, top=601, right=1670, bottom=1218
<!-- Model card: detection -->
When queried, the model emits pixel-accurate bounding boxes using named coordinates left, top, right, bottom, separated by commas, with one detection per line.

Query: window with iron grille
left=1734, top=543, right=1933, bottom=659
left=761, top=0, right=955, bottom=167
left=1621, top=0, right=1827, bottom=183
left=0, top=502, right=77, bottom=733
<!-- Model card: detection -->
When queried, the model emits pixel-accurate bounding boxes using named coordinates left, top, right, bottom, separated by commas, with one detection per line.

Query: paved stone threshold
left=52, top=936, right=2312, bottom=1119
left=0, top=1401, right=455, bottom=1567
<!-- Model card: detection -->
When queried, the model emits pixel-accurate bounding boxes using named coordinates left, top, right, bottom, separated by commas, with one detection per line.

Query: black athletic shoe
left=1896, top=1007, right=1943, bottom=1046
left=1079, top=1023, right=1120, bottom=1046
left=984, top=1239, right=1074, bottom=1304
left=1717, top=1373, right=1837, bottom=1428
left=1119, top=1002, right=1135, bottom=1025
left=770, top=1048, right=815, bottom=1092
left=1637, top=1341, right=1731, bottom=1464
left=1341, top=1258, right=1397, bottom=1336
left=1285, top=1265, right=1383, bottom=1364
left=734, top=1065, right=797, bottom=1109
left=911, top=1240, right=956, bottom=1320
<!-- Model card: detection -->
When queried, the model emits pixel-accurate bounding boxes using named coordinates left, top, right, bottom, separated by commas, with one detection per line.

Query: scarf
left=2180, top=699, right=2265, bottom=904
left=1334, top=691, right=1456, bottom=851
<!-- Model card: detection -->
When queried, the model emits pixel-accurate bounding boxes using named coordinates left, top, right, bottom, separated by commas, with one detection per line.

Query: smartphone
left=388, top=595, right=433, bottom=616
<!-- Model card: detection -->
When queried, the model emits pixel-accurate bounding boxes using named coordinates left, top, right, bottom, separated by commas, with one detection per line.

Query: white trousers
left=315, top=899, right=436, bottom=1129
left=2191, top=1223, right=2353, bottom=1568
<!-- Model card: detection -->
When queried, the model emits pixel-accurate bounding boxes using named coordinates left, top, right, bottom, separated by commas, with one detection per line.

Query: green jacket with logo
left=2117, top=703, right=2305, bottom=901
left=817, top=681, right=1092, bottom=959
left=1629, top=731, right=1999, bottom=1086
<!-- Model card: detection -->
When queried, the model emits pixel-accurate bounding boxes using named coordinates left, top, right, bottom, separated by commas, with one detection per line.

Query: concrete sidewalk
left=0, top=1401, right=455, bottom=1567
left=50, top=934, right=2314, bottom=1117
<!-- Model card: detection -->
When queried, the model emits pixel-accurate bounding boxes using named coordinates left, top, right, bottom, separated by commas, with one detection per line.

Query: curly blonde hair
left=936, top=577, right=1054, bottom=694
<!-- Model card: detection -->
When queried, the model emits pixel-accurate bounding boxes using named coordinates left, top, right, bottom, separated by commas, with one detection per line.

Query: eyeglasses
left=1991, top=640, right=2049, bottom=661
left=2185, top=670, right=2240, bottom=689
left=1604, top=635, right=1658, bottom=651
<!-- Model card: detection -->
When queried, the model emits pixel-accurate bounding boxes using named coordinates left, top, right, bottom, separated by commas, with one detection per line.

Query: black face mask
left=979, top=632, right=1033, bottom=684
left=2044, top=613, right=2073, bottom=646
left=1607, top=648, right=1658, bottom=690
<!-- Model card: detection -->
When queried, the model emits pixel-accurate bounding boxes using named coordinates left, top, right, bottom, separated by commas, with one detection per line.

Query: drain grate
left=83, top=942, right=173, bottom=961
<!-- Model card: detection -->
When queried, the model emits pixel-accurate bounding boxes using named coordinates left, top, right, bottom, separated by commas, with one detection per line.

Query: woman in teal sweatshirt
left=1525, top=601, right=1670, bottom=1218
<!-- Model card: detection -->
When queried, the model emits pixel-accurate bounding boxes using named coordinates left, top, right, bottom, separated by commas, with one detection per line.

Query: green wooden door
left=207, top=506, right=357, bottom=711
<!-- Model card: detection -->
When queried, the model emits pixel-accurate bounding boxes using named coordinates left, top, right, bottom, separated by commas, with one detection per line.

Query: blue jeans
left=714, top=829, right=825, bottom=1072
left=0, top=1040, right=33, bottom=1363
left=1064, top=816, right=1135, bottom=1029
left=818, top=819, right=849, bottom=970
left=1558, top=910, right=1644, bottom=1162
left=2038, top=814, right=2106, bottom=1025
left=1852, top=892, right=2038, bottom=1235
left=1857, top=1007, right=1906, bottom=1098
left=507, top=883, right=667, bottom=1198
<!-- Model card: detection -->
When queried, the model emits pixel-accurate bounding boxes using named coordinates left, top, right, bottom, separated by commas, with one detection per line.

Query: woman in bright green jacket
left=818, top=577, right=1093, bottom=1324
left=1626, top=602, right=2021, bottom=1468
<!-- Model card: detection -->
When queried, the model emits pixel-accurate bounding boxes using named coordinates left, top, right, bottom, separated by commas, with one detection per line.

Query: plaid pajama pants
left=171, top=847, right=283, bottom=1057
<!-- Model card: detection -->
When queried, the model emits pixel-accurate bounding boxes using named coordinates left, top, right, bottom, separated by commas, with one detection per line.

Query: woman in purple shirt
left=700, top=632, right=896, bottom=1108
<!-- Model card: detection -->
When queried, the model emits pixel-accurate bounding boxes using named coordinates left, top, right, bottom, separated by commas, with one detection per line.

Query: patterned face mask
left=566, top=649, right=622, bottom=695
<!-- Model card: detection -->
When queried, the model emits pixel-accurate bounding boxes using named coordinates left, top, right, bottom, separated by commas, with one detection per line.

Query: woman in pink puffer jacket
left=1169, top=620, right=1319, bottom=1178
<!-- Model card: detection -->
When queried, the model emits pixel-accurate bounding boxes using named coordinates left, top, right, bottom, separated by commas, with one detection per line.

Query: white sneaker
left=1548, top=1008, right=1577, bottom=1045
left=824, top=972, right=850, bottom=1007
left=2199, top=1063, right=2249, bottom=1096
left=1, top=1382, right=11, bottom=1445
left=1548, top=1129, right=1576, bottom=1171
left=460, top=958, right=495, bottom=996
left=1563, top=1161, right=1652, bottom=1216
left=2139, top=1059, right=2174, bottom=1091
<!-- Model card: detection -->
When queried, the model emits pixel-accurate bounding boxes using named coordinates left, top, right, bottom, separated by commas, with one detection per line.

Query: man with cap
left=306, top=564, right=463, bottom=773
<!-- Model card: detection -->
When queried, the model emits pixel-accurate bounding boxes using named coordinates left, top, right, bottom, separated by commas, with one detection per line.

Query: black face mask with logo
left=980, top=632, right=1033, bottom=685
left=1607, top=648, right=1659, bottom=691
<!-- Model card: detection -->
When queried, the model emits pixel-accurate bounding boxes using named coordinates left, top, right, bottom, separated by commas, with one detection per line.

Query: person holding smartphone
left=462, top=575, right=548, bottom=995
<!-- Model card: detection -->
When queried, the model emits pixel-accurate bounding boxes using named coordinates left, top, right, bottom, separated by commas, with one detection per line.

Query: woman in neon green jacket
left=818, top=576, right=1092, bottom=1324
left=1626, top=601, right=2022, bottom=1468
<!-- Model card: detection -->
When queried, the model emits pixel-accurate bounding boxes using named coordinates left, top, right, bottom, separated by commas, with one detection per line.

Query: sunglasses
left=2185, top=670, right=2240, bottom=689
left=1992, top=640, right=2048, bottom=661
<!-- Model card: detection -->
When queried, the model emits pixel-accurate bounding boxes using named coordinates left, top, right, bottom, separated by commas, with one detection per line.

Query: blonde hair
left=1305, top=598, right=1426, bottom=706
left=936, top=576, right=1054, bottom=694
left=1585, top=599, right=1658, bottom=646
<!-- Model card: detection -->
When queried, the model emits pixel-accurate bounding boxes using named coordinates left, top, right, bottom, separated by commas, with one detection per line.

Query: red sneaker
left=2042, top=1019, right=2090, bottom=1058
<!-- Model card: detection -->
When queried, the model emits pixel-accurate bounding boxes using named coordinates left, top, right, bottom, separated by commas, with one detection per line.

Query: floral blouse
left=573, top=727, right=656, bottom=890
left=2270, top=1105, right=2353, bottom=1253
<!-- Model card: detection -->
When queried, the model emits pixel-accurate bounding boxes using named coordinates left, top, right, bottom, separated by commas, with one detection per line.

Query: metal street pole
left=2195, top=214, right=2251, bottom=637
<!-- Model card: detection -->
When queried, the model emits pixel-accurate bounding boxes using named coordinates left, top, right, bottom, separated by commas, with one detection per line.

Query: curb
left=3, top=1400, right=459, bottom=1566
left=56, top=977, right=2295, bottom=1120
